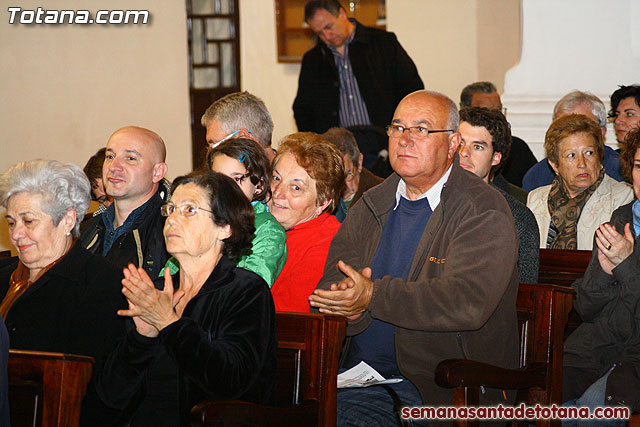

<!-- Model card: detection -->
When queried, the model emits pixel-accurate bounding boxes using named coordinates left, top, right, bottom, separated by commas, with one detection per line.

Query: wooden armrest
left=435, top=359, right=547, bottom=390
left=191, top=399, right=319, bottom=427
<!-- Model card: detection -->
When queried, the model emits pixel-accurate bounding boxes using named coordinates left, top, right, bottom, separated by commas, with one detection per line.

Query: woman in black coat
left=0, top=159, right=125, bottom=360
left=83, top=171, right=277, bottom=426
left=563, top=129, right=640, bottom=417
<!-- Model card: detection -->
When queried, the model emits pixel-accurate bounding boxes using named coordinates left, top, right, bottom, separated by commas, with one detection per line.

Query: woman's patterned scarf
left=546, top=167, right=604, bottom=249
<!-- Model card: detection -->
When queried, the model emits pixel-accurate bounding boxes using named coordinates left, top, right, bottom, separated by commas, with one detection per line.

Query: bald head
left=110, top=126, right=166, bottom=163
left=103, top=126, right=168, bottom=216
left=399, top=90, right=460, bottom=131
left=389, top=90, right=461, bottom=197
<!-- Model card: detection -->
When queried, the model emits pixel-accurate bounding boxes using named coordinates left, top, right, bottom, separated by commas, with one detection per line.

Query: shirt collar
left=102, top=193, right=156, bottom=233
left=632, top=199, right=640, bottom=237
left=394, top=164, right=453, bottom=210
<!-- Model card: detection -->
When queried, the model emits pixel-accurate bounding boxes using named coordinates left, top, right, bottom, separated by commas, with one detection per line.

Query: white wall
left=0, top=1, right=192, bottom=253
left=239, top=1, right=301, bottom=145
left=0, top=0, right=523, bottom=253
left=504, top=0, right=640, bottom=158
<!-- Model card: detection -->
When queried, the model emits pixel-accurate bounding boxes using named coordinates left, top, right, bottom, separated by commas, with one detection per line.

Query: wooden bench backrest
left=538, top=249, right=592, bottom=287
left=274, top=312, right=346, bottom=426
left=435, top=283, right=576, bottom=427
left=190, top=312, right=347, bottom=427
left=8, top=350, right=94, bottom=427
left=517, top=283, right=575, bottom=406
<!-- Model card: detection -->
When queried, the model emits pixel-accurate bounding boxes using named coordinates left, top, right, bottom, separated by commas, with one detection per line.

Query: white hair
left=553, top=90, right=607, bottom=127
left=0, top=159, right=91, bottom=237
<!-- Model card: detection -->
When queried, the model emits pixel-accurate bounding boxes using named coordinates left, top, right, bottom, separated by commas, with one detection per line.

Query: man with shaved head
left=80, top=126, right=170, bottom=277
left=310, top=91, right=519, bottom=423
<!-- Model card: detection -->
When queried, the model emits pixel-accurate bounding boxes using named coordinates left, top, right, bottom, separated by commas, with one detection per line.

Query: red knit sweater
left=270, top=213, right=340, bottom=312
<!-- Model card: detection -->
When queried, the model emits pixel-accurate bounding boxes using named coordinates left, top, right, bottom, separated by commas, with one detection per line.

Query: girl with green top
left=162, top=138, right=286, bottom=286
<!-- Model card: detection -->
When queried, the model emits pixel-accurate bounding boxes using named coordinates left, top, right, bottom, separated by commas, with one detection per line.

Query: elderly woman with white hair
left=0, top=159, right=125, bottom=359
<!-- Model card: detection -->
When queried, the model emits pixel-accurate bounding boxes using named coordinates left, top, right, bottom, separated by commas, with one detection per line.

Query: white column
left=502, top=0, right=640, bottom=159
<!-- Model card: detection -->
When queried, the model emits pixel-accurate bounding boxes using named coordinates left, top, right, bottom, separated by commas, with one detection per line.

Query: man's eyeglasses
left=208, top=128, right=253, bottom=150
left=161, top=202, right=213, bottom=218
left=344, top=170, right=356, bottom=182
left=209, top=130, right=242, bottom=150
left=386, top=125, right=453, bottom=139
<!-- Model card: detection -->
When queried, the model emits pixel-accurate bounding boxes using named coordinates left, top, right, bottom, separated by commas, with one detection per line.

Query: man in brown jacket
left=310, top=90, right=519, bottom=425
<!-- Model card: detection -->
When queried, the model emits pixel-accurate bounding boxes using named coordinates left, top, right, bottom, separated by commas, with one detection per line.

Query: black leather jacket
left=79, top=181, right=170, bottom=278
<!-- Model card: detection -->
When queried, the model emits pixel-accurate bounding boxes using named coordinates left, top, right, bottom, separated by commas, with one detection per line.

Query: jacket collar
left=37, top=242, right=90, bottom=284
left=102, top=182, right=168, bottom=232
left=362, top=154, right=465, bottom=218
left=172, top=255, right=236, bottom=297
left=16, top=243, right=93, bottom=300
left=319, top=19, right=370, bottom=55
left=351, top=20, right=371, bottom=44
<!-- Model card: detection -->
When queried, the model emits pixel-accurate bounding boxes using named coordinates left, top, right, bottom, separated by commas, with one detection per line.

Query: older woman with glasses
left=527, top=114, right=633, bottom=250
left=0, top=159, right=125, bottom=358
left=160, top=139, right=287, bottom=287
left=83, top=171, right=277, bottom=426
left=268, top=132, right=344, bottom=312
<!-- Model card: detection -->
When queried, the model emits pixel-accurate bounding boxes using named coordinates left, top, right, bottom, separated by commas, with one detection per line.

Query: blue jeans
left=562, top=366, right=625, bottom=427
left=337, top=374, right=427, bottom=426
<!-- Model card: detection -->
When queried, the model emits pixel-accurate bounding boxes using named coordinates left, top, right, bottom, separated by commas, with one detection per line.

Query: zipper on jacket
left=457, top=332, right=486, bottom=394
left=86, top=232, right=99, bottom=250
left=456, top=332, right=468, bottom=359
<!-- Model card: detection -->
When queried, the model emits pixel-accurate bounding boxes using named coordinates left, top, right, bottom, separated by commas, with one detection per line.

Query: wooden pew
left=8, top=350, right=94, bottom=427
left=435, top=283, right=575, bottom=427
left=539, top=248, right=592, bottom=337
left=190, top=312, right=347, bottom=427
left=538, top=248, right=592, bottom=287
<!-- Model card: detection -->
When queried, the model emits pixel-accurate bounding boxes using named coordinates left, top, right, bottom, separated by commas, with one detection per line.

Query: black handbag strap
left=381, top=384, right=413, bottom=427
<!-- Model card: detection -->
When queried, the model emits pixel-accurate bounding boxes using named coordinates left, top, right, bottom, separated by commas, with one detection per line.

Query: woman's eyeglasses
left=161, top=202, right=213, bottom=218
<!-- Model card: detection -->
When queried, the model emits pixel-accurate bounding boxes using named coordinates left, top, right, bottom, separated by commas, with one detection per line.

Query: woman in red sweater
left=268, top=132, right=345, bottom=312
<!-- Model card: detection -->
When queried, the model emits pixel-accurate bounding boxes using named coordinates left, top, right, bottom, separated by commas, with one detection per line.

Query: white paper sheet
left=337, top=361, right=404, bottom=388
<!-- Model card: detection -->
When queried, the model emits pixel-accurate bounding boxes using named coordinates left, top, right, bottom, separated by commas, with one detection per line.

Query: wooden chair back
left=516, top=283, right=574, bottom=407
left=8, top=350, right=94, bottom=427
left=435, top=283, right=575, bottom=427
left=539, top=248, right=592, bottom=337
left=191, top=312, right=347, bottom=427
left=538, top=249, right=592, bottom=287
